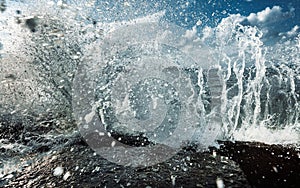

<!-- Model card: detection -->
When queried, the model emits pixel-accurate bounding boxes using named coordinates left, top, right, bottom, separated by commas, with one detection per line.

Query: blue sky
left=157, top=0, right=299, bottom=45
left=5, top=0, right=300, bottom=44
left=165, top=0, right=300, bottom=28
left=91, top=0, right=300, bottom=39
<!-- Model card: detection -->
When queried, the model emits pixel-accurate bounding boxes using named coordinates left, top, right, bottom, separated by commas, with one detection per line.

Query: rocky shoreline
left=1, top=134, right=299, bottom=188
left=216, top=141, right=300, bottom=188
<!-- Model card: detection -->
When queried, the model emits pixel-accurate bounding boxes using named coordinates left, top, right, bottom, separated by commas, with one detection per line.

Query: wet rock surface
left=217, top=141, right=300, bottom=188
left=3, top=137, right=250, bottom=188
left=0, top=120, right=299, bottom=188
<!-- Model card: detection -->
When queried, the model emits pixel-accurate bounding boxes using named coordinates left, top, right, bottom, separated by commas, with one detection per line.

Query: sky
left=2, top=0, right=300, bottom=45
left=160, top=0, right=300, bottom=45
left=165, top=0, right=300, bottom=29
left=89, top=0, right=300, bottom=43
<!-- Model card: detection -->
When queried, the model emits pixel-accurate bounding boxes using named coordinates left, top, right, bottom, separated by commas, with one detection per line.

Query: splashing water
left=204, top=15, right=300, bottom=144
left=0, top=0, right=299, bottom=170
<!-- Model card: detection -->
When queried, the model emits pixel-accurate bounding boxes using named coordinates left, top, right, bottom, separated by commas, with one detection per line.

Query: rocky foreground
left=217, top=141, right=300, bottom=188
left=1, top=130, right=299, bottom=188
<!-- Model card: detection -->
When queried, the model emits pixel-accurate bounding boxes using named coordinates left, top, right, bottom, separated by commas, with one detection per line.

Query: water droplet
left=53, top=166, right=64, bottom=176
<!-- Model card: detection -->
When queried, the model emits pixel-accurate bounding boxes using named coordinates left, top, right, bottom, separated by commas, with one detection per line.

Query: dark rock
left=4, top=138, right=250, bottom=188
left=216, top=141, right=300, bottom=188
left=110, top=131, right=153, bottom=147
left=1, top=118, right=299, bottom=187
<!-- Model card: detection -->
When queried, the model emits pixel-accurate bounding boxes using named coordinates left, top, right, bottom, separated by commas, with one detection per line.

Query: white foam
left=233, top=125, right=299, bottom=145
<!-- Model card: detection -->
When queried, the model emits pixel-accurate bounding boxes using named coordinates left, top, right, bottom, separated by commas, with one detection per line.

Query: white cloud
left=246, top=6, right=294, bottom=26
left=200, top=5, right=299, bottom=46
left=240, top=6, right=297, bottom=42
left=286, top=25, right=299, bottom=36
left=279, top=25, right=300, bottom=41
